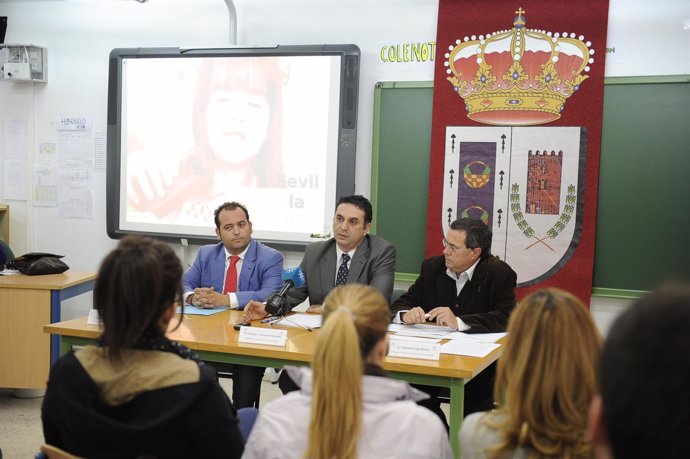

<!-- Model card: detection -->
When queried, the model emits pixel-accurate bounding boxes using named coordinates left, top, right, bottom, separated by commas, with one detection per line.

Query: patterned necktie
left=335, top=253, right=350, bottom=286
left=223, top=255, right=240, bottom=294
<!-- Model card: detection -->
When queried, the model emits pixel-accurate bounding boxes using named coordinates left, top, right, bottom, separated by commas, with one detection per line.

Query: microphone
left=265, top=267, right=305, bottom=316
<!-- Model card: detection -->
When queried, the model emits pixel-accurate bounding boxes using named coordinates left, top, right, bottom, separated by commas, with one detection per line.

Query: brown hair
left=304, top=284, right=390, bottom=459
left=486, top=288, right=602, bottom=459
left=94, top=235, right=183, bottom=362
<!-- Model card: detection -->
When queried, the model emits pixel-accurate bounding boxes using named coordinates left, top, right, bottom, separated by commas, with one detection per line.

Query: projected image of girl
left=189, top=57, right=285, bottom=187
left=128, top=57, right=285, bottom=223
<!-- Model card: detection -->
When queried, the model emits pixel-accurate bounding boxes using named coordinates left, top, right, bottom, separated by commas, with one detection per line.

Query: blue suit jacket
left=183, top=239, right=283, bottom=308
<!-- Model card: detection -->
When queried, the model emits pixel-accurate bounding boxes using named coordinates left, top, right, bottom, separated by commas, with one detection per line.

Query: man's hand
left=192, top=287, right=228, bottom=309
left=243, top=300, right=268, bottom=322
left=427, top=307, right=459, bottom=330
left=402, top=306, right=427, bottom=324
left=305, top=304, right=322, bottom=314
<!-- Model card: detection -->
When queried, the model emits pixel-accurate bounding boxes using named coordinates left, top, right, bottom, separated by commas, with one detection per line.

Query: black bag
left=5, top=252, right=69, bottom=275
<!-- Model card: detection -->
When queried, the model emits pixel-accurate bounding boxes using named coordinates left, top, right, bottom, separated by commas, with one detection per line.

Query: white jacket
left=242, top=366, right=453, bottom=459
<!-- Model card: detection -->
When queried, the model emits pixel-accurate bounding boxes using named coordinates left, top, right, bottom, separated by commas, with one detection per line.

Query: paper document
left=276, top=313, right=322, bottom=329
left=445, top=332, right=507, bottom=343
left=390, top=323, right=454, bottom=340
left=440, top=340, right=500, bottom=358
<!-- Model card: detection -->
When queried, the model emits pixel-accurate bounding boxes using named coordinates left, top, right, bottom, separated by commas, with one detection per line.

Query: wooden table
left=44, top=309, right=502, bottom=458
left=0, top=271, right=96, bottom=389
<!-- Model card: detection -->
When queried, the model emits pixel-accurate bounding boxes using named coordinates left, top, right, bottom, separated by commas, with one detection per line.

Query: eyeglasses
left=442, top=238, right=473, bottom=253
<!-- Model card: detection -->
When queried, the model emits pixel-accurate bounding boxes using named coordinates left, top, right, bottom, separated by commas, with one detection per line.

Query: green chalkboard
left=371, top=78, right=690, bottom=294
left=371, top=82, right=433, bottom=281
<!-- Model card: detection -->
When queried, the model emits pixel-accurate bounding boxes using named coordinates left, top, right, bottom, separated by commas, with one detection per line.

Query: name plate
left=238, top=326, right=287, bottom=347
left=388, top=336, right=441, bottom=361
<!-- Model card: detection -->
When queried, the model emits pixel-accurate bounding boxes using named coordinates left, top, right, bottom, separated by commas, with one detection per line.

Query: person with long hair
left=242, top=284, right=452, bottom=459
left=128, top=56, right=285, bottom=222
left=459, top=288, right=602, bottom=459
left=41, top=236, right=244, bottom=458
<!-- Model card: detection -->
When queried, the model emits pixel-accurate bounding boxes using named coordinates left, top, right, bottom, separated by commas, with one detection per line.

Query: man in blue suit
left=183, top=201, right=283, bottom=408
left=183, top=202, right=283, bottom=309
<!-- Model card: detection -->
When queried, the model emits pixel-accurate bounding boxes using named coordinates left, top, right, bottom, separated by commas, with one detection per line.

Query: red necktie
left=223, top=255, right=240, bottom=294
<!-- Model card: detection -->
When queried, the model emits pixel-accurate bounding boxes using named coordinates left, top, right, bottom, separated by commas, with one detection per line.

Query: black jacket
left=391, top=255, right=517, bottom=333
left=42, top=343, right=243, bottom=459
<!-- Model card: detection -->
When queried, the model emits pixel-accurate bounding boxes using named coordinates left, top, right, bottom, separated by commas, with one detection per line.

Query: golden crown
left=444, top=7, right=594, bottom=125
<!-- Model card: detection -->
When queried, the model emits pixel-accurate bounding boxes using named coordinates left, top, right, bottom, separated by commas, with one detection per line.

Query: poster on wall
left=429, top=1, right=610, bottom=303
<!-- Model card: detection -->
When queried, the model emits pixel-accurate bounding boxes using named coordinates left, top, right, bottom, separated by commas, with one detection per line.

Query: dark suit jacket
left=183, top=239, right=283, bottom=308
left=391, top=255, right=517, bottom=413
left=391, top=255, right=517, bottom=333
left=286, top=235, right=396, bottom=308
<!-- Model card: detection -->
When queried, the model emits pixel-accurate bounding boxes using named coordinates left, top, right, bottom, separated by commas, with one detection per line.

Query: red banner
left=429, top=1, right=610, bottom=304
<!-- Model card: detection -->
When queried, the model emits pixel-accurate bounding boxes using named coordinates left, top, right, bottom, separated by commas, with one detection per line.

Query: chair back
left=237, top=406, right=260, bottom=442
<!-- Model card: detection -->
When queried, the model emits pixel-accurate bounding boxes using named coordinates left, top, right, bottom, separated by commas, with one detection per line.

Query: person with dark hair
left=391, top=217, right=517, bottom=424
left=183, top=201, right=283, bottom=408
left=243, top=194, right=395, bottom=315
left=588, top=283, right=690, bottom=459
left=243, top=194, right=396, bottom=394
left=41, top=236, right=243, bottom=458
left=460, top=288, right=602, bottom=458
left=243, top=284, right=452, bottom=459
left=183, top=201, right=283, bottom=310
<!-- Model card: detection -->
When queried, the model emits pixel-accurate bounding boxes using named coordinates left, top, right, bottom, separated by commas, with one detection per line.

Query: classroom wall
left=1, top=0, right=686, bottom=325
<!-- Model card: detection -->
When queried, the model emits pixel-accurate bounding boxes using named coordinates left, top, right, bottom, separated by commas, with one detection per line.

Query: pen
left=261, top=316, right=281, bottom=324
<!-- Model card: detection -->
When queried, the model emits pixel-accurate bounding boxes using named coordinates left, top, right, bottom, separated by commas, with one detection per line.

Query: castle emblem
left=444, top=7, right=594, bottom=125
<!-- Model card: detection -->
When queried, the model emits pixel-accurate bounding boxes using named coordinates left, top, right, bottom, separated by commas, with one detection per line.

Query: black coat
left=391, top=254, right=517, bottom=414
left=391, top=255, right=517, bottom=333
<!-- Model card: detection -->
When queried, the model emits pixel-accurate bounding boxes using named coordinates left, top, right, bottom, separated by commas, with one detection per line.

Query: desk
left=0, top=271, right=96, bottom=389
left=44, top=309, right=502, bottom=458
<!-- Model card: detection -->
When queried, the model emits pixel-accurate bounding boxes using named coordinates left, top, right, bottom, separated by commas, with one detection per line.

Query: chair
left=237, top=407, right=260, bottom=442
left=35, top=444, right=81, bottom=459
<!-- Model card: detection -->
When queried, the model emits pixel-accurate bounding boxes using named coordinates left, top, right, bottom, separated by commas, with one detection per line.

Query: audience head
left=306, top=284, right=391, bottom=459
left=333, top=195, right=373, bottom=252
left=490, top=288, right=602, bottom=458
left=590, top=283, right=690, bottom=459
left=94, top=235, right=183, bottom=361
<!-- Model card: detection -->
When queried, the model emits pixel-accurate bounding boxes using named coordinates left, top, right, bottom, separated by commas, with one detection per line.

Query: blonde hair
left=486, top=288, right=602, bottom=459
left=303, top=284, right=390, bottom=459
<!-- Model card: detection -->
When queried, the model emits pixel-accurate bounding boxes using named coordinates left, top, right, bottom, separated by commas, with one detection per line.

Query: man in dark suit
left=244, top=194, right=396, bottom=315
left=243, top=195, right=396, bottom=392
left=391, top=217, right=517, bottom=423
left=183, top=201, right=283, bottom=409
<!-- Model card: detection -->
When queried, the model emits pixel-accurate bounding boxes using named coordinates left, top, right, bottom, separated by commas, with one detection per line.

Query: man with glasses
left=391, top=217, right=517, bottom=423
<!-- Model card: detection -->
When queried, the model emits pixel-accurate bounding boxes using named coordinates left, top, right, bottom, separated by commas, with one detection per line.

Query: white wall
left=1, top=0, right=685, bottom=323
